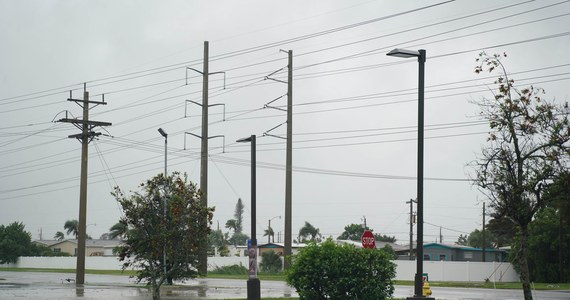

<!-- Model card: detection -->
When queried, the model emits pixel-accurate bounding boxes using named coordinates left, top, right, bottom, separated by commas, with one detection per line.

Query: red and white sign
left=361, top=230, right=375, bottom=249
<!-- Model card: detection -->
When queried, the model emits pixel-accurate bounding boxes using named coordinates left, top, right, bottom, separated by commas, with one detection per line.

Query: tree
left=486, top=217, right=516, bottom=247
left=108, top=222, right=128, bottom=240
left=233, top=198, right=244, bottom=234
left=512, top=207, right=570, bottom=283
left=298, top=221, right=322, bottom=243
left=337, top=223, right=367, bottom=241
left=461, top=229, right=496, bottom=249
left=63, top=219, right=78, bottom=238
left=456, top=234, right=468, bottom=246
left=260, top=250, right=282, bottom=273
left=113, top=173, right=213, bottom=300
left=54, top=231, right=65, bottom=241
left=472, top=52, right=570, bottom=300
left=287, top=239, right=395, bottom=299
left=208, top=228, right=229, bottom=256
left=375, top=234, right=396, bottom=243
left=0, top=222, right=37, bottom=263
left=263, top=226, right=274, bottom=243
left=543, top=171, right=570, bottom=282
left=225, top=198, right=248, bottom=246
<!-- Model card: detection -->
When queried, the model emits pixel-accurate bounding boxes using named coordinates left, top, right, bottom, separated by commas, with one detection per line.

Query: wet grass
left=2, top=268, right=569, bottom=290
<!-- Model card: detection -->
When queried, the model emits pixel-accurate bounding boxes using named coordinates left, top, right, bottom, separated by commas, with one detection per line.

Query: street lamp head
left=236, top=136, right=253, bottom=143
left=158, top=128, right=167, bottom=138
left=386, top=48, right=420, bottom=58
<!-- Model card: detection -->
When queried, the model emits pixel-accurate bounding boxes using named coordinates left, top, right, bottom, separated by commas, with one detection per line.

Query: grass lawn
left=2, top=268, right=569, bottom=291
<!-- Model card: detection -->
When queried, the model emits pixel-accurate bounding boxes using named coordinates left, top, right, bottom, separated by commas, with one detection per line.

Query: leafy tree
left=457, top=234, right=468, bottom=246
left=298, top=221, right=322, bottom=243
left=512, top=207, right=570, bottom=283
left=54, top=231, right=65, bottom=241
left=381, top=244, right=398, bottom=260
left=113, top=172, right=213, bottom=300
left=0, top=222, right=37, bottom=263
left=375, top=234, right=396, bottom=243
left=543, top=171, right=570, bottom=282
left=337, top=223, right=367, bottom=241
left=208, top=228, right=229, bottom=256
left=486, top=217, right=516, bottom=247
left=108, top=221, right=128, bottom=240
left=64, top=219, right=79, bottom=238
left=260, top=250, right=282, bottom=273
left=287, top=239, right=395, bottom=299
left=472, top=52, right=570, bottom=300
left=464, top=229, right=496, bottom=248
left=228, top=232, right=248, bottom=246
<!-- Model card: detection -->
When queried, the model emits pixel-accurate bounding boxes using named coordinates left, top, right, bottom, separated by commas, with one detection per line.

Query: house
left=395, top=242, right=508, bottom=262
left=335, top=239, right=408, bottom=252
left=33, top=239, right=122, bottom=257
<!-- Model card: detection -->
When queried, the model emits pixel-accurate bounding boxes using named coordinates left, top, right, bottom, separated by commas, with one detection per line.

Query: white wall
left=1, top=257, right=518, bottom=282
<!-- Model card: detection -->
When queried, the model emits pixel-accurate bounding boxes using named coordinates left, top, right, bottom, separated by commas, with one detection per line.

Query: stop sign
left=361, top=230, right=375, bottom=249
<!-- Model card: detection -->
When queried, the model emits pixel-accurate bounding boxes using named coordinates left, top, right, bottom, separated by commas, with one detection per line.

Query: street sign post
left=361, top=230, right=375, bottom=249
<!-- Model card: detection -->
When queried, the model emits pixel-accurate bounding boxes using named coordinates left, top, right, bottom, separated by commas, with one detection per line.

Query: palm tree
left=64, top=220, right=79, bottom=238
left=298, top=221, right=322, bottom=243
left=54, top=231, right=65, bottom=241
left=263, top=226, right=274, bottom=243
left=108, top=222, right=128, bottom=240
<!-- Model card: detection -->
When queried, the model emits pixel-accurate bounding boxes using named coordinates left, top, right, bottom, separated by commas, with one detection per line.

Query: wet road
left=1, top=271, right=569, bottom=299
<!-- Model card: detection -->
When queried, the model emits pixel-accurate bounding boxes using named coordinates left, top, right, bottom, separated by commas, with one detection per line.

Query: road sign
left=361, top=230, right=375, bottom=249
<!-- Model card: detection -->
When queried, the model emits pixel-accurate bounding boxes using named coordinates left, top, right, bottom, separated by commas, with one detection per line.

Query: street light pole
left=158, top=128, right=168, bottom=278
left=237, top=135, right=260, bottom=300
left=387, top=48, right=430, bottom=300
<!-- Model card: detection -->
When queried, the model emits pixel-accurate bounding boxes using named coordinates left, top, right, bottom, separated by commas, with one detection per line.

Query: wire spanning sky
left=1, top=0, right=569, bottom=244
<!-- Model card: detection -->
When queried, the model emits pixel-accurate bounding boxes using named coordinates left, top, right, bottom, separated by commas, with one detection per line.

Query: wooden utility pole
left=482, top=202, right=486, bottom=262
left=284, top=50, right=293, bottom=270
left=57, top=85, right=111, bottom=285
left=406, top=199, right=416, bottom=260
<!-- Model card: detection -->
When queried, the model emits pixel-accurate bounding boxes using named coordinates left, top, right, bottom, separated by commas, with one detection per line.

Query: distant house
left=228, top=242, right=307, bottom=257
left=335, top=239, right=408, bottom=252
left=396, top=243, right=508, bottom=262
left=33, top=239, right=122, bottom=257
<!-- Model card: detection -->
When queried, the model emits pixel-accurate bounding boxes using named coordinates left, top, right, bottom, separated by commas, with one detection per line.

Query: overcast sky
left=1, top=0, right=569, bottom=245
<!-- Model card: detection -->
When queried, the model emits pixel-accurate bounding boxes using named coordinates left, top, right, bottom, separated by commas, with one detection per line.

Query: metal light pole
left=387, top=48, right=431, bottom=300
left=237, top=135, right=260, bottom=300
left=158, top=128, right=168, bottom=277
left=268, top=216, right=281, bottom=243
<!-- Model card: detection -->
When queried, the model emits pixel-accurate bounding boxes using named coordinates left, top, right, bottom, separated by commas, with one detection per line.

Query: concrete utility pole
left=406, top=199, right=416, bottom=260
left=199, top=41, right=209, bottom=276
left=284, top=50, right=293, bottom=270
left=482, top=202, right=486, bottom=262
left=57, top=85, right=111, bottom=285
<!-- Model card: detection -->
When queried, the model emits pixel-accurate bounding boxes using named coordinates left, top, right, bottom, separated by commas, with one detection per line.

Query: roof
left=335, top=240, right=408, bottom=251
left=33, top=239, right=122, bottom=248
left=423, top=243, right=506, bottom=252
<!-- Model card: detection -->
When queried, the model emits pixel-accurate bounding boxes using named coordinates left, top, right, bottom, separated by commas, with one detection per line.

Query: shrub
left=286, top=239, right=395, bottom=299
left=260, top=250, right=282, bottom=273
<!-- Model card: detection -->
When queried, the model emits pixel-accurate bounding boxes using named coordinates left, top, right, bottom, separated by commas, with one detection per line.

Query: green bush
left=209, top=263, right=248, bottom=275
left=286, top=239, right=396, bottom=299
left=260, top=250, right=282, bottom=273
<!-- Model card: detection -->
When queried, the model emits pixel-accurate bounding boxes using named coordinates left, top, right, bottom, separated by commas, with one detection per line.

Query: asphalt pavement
left=1, top=271, right=569, bottom=299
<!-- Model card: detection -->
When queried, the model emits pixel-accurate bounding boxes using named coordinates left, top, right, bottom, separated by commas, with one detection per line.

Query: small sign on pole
left=361, top=230, right=376, bottom=249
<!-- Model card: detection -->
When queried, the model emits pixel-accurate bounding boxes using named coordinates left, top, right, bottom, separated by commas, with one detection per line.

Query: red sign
left=361, top=230, right=375, bottom=249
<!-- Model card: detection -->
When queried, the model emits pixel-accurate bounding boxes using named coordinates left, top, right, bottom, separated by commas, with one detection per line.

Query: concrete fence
left=1, top=256, right=519, bottom=282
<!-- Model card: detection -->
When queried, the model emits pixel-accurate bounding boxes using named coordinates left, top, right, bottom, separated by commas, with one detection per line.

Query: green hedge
left=286, top=240, right=396, bottom=299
